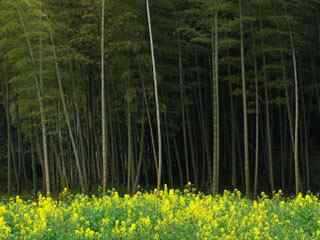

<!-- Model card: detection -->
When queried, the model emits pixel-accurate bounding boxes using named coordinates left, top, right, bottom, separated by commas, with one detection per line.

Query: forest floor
left=0, top=189, right=319, bottom=239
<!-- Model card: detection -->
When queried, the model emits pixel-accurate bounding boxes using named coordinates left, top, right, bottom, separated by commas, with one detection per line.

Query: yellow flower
left=101, top=217, right=109, bottom=226
left=128, top=223, right=137, bottom=234
left=140, top=216, right=151, bottom=226
left=16, top=196, right=23, bottom=204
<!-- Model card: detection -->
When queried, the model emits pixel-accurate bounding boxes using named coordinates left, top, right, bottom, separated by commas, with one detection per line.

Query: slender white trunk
left=101, top=0, right=107, bottom=192
left=284, top=3, right=300, bottom=193
left=49, top=30, right=86, bottom=191
left=214, top=4, right=220, bottom=194
left=211, top=2, right=219, bottom=194
left=253, top=34, right=259, bottom=198
left=239, top=0, right=250, bottom=196
left=260, top=17, right=274, bottom=193
left=17, top=6, right=50, bottom=194
left=290, top=31, right=299, bottom=193
left=146, top=0, right=162, bottom=189
left=39, top=2, right=50, bottom=194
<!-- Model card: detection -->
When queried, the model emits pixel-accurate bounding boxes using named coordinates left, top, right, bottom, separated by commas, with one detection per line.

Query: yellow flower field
left=0, top=189, right=319, bottom=239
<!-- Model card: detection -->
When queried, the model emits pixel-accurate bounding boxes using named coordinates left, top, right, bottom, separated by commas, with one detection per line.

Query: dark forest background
left=1, top=0, right=320, bottom=197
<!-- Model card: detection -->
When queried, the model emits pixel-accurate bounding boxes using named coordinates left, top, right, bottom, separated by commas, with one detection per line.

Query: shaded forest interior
left=1, top=0, right=320, bottom=197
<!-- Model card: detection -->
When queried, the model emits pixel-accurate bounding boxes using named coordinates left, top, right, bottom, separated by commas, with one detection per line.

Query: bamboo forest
left=1, top=0, right=320, bottom=197
left=3, top=0, right=320, bottom=239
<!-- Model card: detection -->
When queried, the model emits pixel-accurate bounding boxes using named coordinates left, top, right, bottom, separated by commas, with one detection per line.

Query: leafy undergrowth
left=0, top=189, right=319, bottom=239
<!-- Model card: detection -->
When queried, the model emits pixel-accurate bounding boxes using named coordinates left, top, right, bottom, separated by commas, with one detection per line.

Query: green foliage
left=0, top=0, right=320, bottom=197
left=1, top=191, right=320, bottom=239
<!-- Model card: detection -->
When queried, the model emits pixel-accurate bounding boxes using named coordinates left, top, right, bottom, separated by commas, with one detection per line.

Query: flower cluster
left=0, top=189, right=319, bottom=239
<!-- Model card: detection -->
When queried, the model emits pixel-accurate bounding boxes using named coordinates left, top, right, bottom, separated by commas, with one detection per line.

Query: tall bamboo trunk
left=142, top=79, right=158, bottom=175
left=101, top=0, right=108, bottom=192
left=253, top=34, right=259, bottom=197
left=146, top=0, right=162, bottom=189
left=173, top=137, right=184, bottom=187
left=5, top=76, right=11, bottom=194
left=127, top=76, right=133, bottom=193
left=290, top=30, right=300, bottom=194
left=164, top=113, right=174, bottom=187
left=48, top=28, right=86, bottom=191
left=211, top=3, right=220, bottom=194
left=195, top=49, right=210, bottom=188
left=39, top=6, right=50, bottom=194
left=227, top=58, right=237, bottom=188
left=30, top=137, right=37, bottom=194
left=17, top=6, right=50, bottom=194
left=240, top=0, right=250, bottom=196
left=302, top=91, right=310, bottom=191
left=133, top=110, right=145, bottom=192
left=260, top=19, right=274, bottom=193
left=187, top=110, right=197, bottom=185
left=178, top=39, right=189, bottom=183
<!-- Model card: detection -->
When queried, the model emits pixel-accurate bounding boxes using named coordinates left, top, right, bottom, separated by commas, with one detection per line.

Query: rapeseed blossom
left=0, top=189, right=319, bottom=239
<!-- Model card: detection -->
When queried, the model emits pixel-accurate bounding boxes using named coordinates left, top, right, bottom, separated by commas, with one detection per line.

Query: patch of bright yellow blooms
left=0, top=188, right=319, bottom=239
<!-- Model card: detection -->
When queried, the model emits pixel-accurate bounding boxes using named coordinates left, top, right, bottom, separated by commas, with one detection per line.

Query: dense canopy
left=0, top=0, right=320, bottom=196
